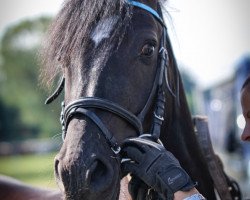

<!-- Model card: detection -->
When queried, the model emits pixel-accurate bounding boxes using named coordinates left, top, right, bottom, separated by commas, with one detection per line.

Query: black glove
left=128, top=175, right=163, bottom=200
left=121, top=137, right=196, bottom=199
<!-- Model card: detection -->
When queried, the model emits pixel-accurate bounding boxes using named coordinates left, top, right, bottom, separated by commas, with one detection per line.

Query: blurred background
left=0, top=0, right=249, bottom=197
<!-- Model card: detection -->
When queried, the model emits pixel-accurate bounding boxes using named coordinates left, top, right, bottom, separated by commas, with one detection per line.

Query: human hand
left=121, top=137, right=196, bottom=199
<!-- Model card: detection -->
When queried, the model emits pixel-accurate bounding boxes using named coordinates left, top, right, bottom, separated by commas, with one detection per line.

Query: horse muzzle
left=54, top=118, right=121, bottom=200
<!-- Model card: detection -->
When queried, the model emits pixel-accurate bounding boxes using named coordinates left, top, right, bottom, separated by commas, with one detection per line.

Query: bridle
left=44, top=2, right=243, bottom=199
left=45, top=0, right=176, bottom=154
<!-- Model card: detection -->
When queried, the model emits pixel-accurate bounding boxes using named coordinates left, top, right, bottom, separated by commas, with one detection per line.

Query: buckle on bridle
left=159, top=46, right=168, bottom=57
left=154, top=112, right=164, bottom=121
left=111, top=145, right=121, bottom=154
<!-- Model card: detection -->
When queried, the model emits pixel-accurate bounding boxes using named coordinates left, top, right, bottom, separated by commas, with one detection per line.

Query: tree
left=0, top=17, right=61, bottom=141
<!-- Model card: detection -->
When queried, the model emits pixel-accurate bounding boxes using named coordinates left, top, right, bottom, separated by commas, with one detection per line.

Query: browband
left=128, top=0, right=165, bottom=26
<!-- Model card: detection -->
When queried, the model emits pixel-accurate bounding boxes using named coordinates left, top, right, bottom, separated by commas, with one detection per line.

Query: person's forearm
left=174, top=188, right=205, bottom=200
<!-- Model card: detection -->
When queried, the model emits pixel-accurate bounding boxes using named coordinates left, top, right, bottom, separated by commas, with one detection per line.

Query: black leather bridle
left=45, top=0, right=175, bottom=154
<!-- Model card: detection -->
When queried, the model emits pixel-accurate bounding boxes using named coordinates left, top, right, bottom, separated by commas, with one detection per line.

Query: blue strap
left=128, top=0, right=164, bottom=25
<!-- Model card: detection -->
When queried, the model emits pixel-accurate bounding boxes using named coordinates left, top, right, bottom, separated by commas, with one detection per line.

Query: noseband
left=45, top=0, right=175, bottom=154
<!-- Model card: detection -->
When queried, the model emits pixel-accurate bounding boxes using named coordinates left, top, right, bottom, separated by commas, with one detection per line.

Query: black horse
left=40, top=0, right=217, bottom=199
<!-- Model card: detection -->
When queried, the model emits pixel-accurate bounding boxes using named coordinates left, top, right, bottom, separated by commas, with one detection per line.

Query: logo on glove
left=168, top=173, right=182, bottom=185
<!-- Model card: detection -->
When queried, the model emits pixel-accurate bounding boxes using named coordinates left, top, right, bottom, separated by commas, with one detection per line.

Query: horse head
left=41, top=0, right=216, bottom=199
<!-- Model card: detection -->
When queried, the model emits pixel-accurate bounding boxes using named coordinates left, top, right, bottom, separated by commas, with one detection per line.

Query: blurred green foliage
left=0, top=17, right=61, bottom=141
left=0, top=152, right=57, bottom=188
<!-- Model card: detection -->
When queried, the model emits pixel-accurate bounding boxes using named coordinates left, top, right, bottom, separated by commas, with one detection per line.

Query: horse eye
left=247, top=111, right=250, bottom=119
left=141, top=44, right=155, bottom=57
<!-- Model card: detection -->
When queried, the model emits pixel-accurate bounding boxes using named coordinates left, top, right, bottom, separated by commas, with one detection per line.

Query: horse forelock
left=39, top=0, right=170, bottom=89
left=40, top=0, right=133, bottom=89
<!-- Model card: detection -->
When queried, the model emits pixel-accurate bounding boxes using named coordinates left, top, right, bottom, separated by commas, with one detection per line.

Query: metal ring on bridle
left=154, top=112, right=164, bottom=121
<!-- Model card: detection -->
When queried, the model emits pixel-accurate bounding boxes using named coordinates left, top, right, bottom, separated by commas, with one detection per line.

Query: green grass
left=0, top=152, right=57, bottom=188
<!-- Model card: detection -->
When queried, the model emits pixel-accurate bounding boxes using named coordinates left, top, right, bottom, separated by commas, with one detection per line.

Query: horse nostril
left=54, top=158, right=60, bottom=179
left=87, top=159, right=113, bottom=192
left=54, top=158, right=65, bottom=192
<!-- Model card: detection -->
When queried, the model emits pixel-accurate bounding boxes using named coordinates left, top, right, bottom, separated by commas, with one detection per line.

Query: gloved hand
left=121, top=137, right=196, bottom=199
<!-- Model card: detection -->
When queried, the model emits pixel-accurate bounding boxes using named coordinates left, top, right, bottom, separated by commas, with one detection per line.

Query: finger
left=123, top=137, right=164, bottom=151
left=122, top=145, right=144, bottom=163
left=122, top=139, right=151, bottom=155
left=121, top=161, right=140, bottom=176
left=122, top=138, right=144, bottom=149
